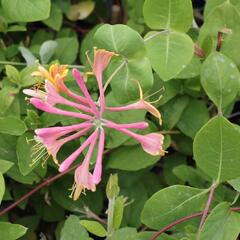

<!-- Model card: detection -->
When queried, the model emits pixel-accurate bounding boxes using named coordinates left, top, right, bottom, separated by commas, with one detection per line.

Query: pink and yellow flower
left=24, top=49, right=165, bottom=200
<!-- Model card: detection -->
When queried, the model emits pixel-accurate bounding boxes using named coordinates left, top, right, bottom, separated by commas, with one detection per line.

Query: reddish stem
left=149, top=207, right=240, bottom=240
left=0, top=165, right=77, bottom=217
left=198, top=183, right=217, bottom=229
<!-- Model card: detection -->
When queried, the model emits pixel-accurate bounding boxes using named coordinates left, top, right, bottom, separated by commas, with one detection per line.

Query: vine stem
left=106, top=197, right=116, bottom=239
left=198, top=182, right=217, bottom=230
left=0, top=165, right=78, bottom=217
left=149, top=207, right=240, bottom=240
left=0, top=61, right=85, bottom=69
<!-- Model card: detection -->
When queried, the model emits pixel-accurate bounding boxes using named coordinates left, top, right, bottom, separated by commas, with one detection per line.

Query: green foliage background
left=0, top=0, right=240, bottom=239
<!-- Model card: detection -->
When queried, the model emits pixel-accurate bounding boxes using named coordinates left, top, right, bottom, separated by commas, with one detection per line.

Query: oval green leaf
left=0, top=222, right=27, bottom=240
left=94, top=24, right=146, bottom=59
left=194, top=116, right=240, bottom=183
left=199, top=202, right=240, bottom=240
left=2, top=0, right=51, bottom=22
left=145, top=31, right=194, bottom=81
left=143, top=0, right=193, bottom=32
left=141, top=185, right=208, bottom=229
left=201, top=52, right=240, bottom=110
left=0, top=117, right=27, bottom=136
left=80, top=220, right=106, bottom=237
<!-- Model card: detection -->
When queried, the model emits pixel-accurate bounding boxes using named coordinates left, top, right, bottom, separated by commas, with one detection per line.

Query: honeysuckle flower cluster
left=23, top=49, right=165, bottom=200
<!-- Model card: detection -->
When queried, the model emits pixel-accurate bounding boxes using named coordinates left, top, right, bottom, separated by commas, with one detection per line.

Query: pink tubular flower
left=24, top=49, right=165, bottom=200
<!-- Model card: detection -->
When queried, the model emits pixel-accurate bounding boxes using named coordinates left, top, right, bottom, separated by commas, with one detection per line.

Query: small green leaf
left=5, top=65, right=20, bottom=85
left=0, top=222, right=27, bottom=240
left=0, top=171, right=5, bottom=204
left=177, top=99, right=209, bottom=139
left=113, top=196, right=125, bottom=230
left=228, top=177, right=240, bottom=192
left=17, top=132, right=39, bottom=176
left=112, top=227, right=137, bottom=240
left=194, top=116, right=240, bottom=183
left=0, top=86, right=18, bottom=115
left=60, top=215, right=89, bottom=240
left=145, top=31, right=194, bottom=81
left=80, top=220, right=107, bottom=237
left=201, top=52, right=240, bottom=110
left=0, top=159, right=14, bottom=174
left=94, top=24, right=146, bottom=59
left=55, top=37, right=79, bottom=64
left=19, top=46, right=37, bottom=66
left=199, top=202, right=240, bottom=240
left=0, top=117, right=27, bottom=136
left=2, top=0, right=50, bottom=22
left=107, top=145, right=160, bottom=171
left=143, top=0, right=193, bottom=32
left=161, top=95, right=190, bottom=129
left=43, top=3, right=63, bottom=31
left=39, top=40, right=58, bottom=64
left=141, top=185, right=208, bottom=229
left=106, top=174, right=120, bottom=199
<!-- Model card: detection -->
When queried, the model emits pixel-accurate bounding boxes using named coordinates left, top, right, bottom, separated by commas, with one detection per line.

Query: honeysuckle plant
left=23, top=49, right=165, bottom=200
left=1, top=0, right=240, bottom=239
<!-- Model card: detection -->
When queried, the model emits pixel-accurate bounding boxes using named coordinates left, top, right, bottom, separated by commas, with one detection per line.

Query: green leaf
left=193, top=116, right=240, bottom=183
left=141, top=185, right=208, bottom=229
left=0, top=222, right=27, bottom=240
left=145, top=31, right=194, bottom=81
left=201, top=52, right=240, bottom=110
left=173, top=165, right=208, bottom=188
left=19, top=46, right=37, bottom=66
left=228, top=177, right=240, bottom=192
left=2, top=0, right=51, bottom=22
left=112, top=227, right=137, bottom=240
left=20, top=65, right=38, bottom=87
left=16, top=132, right=39, bottom=176
left=161, top=95, right=190, bottom=129
left=60, top=215, right=89, bottom=240
left=177, top=99, right=209, bottom=139
left=55, top=37, right=79, bottom=64
left=0, top=171, right=5, bottom=204
left=0, top=159, right=14, bottom=174
left=176, top=56, right=201, bottom=79
left=43, top=3, right=63, bottom=31
left=80, top=220, right=107, bottom=237
left=0, top=117, right=26, bottom=135
left=94, top=24, right=146, bottom=59
left=0, top=86, right=18, bottom=115
left=204, top=0, right=240, bottom=19
left=199, top=202, right=240, bottom=240
left=106, top=57, right=153, bottom=103
left=113, top=196, right=125, bottom=230
left=107, top=145, right=160, bottom=171
left=143, top=0, right=193, bottom=32
left=39, top=40, right=58, bottom=64
left=5, top=65, right=20, bottom=85
left=138, top=232, right=176, bottom=240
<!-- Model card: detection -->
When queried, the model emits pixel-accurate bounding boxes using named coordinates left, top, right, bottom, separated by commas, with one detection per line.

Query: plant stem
left=198, top=182, right=217, bottom=231
left=0, top=61, right=85, bottom=69
left=106, top=197, right=116, bottom=239
left=0, top=165, right=78, bottom=217
left=149, top=207, right=240, bottom=240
